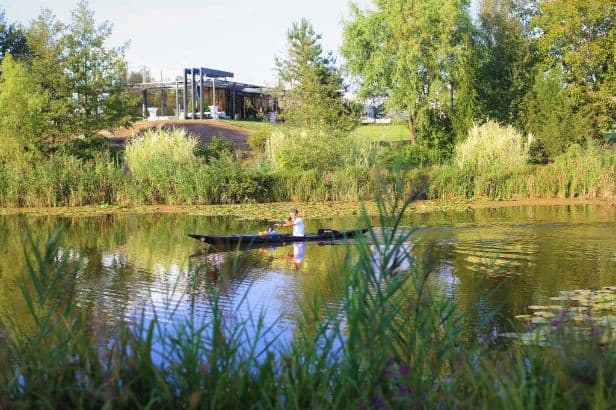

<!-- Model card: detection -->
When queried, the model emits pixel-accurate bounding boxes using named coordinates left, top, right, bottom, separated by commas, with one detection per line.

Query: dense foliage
left=342, top=0, right=615, bottom=160
left=0, top=10, right=29, bottom=59
left=275, top=18, right=356, bottom=130
left=0, top=1, right=135, bottom=156
left=342, top=0, right=478, bottom=146
left=0, top=0, right=613, bottom=206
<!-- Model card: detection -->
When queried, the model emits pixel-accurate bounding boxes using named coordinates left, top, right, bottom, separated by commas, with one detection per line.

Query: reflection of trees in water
left=0, top=213, right=268, bottom=333
left=1, top=205, right=615, bottom=342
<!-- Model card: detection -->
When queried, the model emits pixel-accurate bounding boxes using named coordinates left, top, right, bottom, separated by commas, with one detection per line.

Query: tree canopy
left=343, top=0, right=615, bottom=158
left=534, top=0, right=615, bottom=133
left=0, top=10, right=30, bottom=60
left=1, top=1, right=135, bottom=152
left=276, top=18, right=355, bottom=130
left=342, top=0, right=477, bottom=146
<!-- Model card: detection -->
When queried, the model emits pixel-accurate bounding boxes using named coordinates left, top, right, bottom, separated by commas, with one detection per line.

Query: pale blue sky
left=3, top=0, right=372, bottom=86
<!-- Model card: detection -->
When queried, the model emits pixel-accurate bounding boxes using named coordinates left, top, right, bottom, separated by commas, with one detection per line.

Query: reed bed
left=429, top=142, right=616, bottom=200
left=0, top=127, right=614, bottom=207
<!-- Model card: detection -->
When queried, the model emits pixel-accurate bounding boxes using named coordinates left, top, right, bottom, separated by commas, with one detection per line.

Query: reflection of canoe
left=188, top=228, right=369, bottom=247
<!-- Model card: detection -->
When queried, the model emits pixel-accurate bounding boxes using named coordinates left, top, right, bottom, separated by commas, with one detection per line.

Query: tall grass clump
left=535, top=142, right=616, bottom=199
left=427, top=121, right=616, bottom=201
left=125, top=127, right=202, bottom=204
left=264, top=127, right=385, bottom=200
left=0, top=154, right=123, bottom=207
left=266, top=127, right=376, bottom=171
left=454, top=120, right=532, bottom=173
left=429, top=121, right=533, bottom=199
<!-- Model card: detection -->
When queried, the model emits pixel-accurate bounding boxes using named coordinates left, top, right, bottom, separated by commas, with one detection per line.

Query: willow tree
left=342, top=0, right=478, bottom=145
left=276, top=18, right=354, bottom=130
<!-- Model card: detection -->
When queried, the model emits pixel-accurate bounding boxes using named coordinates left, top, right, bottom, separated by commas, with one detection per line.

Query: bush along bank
left=0, top=124, right=614, bottom=208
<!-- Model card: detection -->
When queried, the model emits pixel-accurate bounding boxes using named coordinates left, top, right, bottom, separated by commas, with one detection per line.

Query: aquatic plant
left=503, top=286, right=616, bottom=345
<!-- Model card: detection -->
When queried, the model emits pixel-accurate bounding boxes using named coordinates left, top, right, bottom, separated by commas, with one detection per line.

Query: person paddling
left=274, top=208, right=304, bottom=237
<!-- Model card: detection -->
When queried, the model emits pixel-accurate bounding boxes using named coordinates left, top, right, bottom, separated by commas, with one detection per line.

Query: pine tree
left=276, top=18, right=353, bottom=130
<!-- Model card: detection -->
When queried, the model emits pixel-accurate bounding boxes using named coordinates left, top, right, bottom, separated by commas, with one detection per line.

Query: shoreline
left=0, top=198, right=612, bottom=219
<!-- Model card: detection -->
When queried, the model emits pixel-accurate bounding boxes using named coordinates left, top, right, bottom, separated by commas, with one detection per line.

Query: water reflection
left=0, top=204, right=614, bottom=341
left=292, top=243, right=305, bottom=270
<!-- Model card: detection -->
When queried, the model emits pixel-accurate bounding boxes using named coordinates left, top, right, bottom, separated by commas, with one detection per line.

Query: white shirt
left=292, top=218, right=305, bottom=237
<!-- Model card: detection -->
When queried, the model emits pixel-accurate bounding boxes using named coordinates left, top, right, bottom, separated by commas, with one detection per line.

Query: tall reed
left=454, top=121, right=532, bottom=173
left=0, top=154, right=124, bottom=207
left=429, top=127, right=616, bottom=200
left=124, top=127, right=203, bottom=204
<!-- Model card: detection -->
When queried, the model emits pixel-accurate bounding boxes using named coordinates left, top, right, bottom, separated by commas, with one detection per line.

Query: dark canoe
left=188, top=228, right=370, bottom=247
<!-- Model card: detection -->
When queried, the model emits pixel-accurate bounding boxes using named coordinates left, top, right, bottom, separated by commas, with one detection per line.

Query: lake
left=1, top=204, right=615, bottom=343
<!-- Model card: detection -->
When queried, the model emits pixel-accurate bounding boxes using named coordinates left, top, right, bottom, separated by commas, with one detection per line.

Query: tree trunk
left=408, top=115, right=417, bottom=144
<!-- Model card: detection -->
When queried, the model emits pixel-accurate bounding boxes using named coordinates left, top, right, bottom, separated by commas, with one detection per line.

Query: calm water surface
left=1, top=205, right=615, bottom=341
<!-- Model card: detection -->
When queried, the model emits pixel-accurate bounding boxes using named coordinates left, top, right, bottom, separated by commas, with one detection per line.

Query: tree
left=476, top=0, right=538, bottom=126
left=24, top=1, right=135, bottom=147
left=275, top=18, right=353, bottom=130
left=0, top=54, right=47, bottom=164
left=342, top=0, right=478, bottom=145
left=127, top=68, right=153, bottom=84
left=524, top=69, right=590, bottom=158
left=534, top=0, right=615, bottom=133
left=63, top=1, right=134, bottom=139
left=25, top=9, right=72, bottom=144
left=0, top=9, right=30, bottom=61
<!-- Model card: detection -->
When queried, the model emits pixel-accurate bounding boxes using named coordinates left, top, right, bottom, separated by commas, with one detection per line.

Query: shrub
left=247, top=128, right=271, bottom=153
left=194, top=135, right=234, bottom=163
left=454, top=121, right=531, bottom=173
left=378, top=142, right=435, bottom=169
left=59, top=135, right=113, bottom=160
left=201, top=154, right=273, bottom=204
left=266, top=127, right=376, bottom=172
left=125, top=128, right=201, bottom=204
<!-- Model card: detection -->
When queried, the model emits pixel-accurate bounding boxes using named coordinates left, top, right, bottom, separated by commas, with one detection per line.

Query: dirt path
left=100, top=119, right=253, bottom=150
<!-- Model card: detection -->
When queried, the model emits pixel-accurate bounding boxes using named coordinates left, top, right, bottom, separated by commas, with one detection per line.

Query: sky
left=2, top=0, right=373, bottom=86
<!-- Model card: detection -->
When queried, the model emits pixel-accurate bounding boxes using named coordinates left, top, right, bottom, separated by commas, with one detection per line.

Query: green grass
left=220, top=119, right=272, bottom=132
left=352, top=123, right=410, bottom=141
left=224, top=120, right=410, bottom=143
